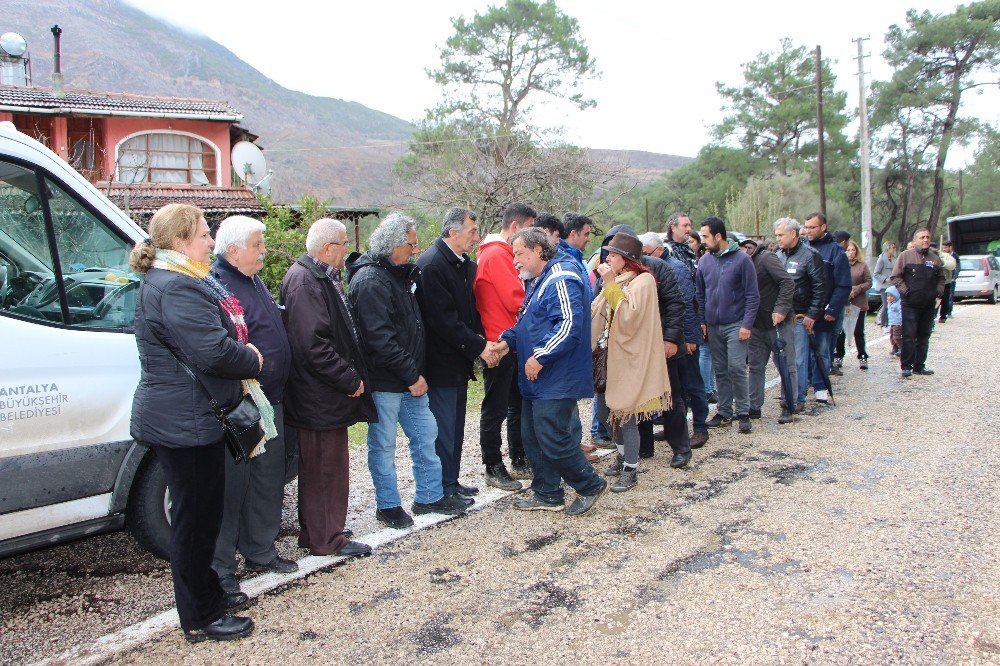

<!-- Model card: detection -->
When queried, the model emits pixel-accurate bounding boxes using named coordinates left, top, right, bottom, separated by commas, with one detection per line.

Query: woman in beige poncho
left=591, top=233, right=671, bottom=492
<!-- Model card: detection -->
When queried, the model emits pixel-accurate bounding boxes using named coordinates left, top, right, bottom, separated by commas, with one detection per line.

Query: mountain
left=3, top=0, right=689, bottom=205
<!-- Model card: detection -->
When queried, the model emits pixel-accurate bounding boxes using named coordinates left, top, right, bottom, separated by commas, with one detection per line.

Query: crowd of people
left=126, top=202, right=949, bottom=642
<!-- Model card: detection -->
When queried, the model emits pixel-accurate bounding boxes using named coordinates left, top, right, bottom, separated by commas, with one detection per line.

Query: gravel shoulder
left=4, top=305, right=999, bottom=664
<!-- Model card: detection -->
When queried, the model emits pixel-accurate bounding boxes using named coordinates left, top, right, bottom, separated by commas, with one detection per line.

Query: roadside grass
left=347, top=369, right=488, bottom=448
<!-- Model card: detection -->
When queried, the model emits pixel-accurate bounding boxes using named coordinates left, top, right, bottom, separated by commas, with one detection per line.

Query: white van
left=0, top=122, right=172, bottom=558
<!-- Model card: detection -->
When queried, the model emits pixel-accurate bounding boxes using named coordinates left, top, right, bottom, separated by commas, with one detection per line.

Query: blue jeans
left=367, top=391, right=443, bottom=509
left=708, top=322, right=750, bottom=419
left=810, top=328, right=834, bottom=392
left=793, top=319, right=811, bottom=405
left=428, top=384, right=468, bottom=497
left=699, top=342, right=716, bottom=394
left=522, top=399, right=605, bottom=503
left=677, top=346, right=709, bottom=432
left=590, top=395, right=611, bottom=438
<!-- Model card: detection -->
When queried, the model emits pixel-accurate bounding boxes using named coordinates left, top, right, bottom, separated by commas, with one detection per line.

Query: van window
left=0, top=158, right=57, bottom=323
left=44, top=176, right=138, bottom=329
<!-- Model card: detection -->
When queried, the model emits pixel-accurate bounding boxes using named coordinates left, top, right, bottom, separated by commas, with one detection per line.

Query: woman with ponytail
left=130, top=204, right=266, bottom=643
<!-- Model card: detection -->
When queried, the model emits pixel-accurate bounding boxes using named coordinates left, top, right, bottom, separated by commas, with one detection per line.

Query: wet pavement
left=3, top=305, right=999, bottom=664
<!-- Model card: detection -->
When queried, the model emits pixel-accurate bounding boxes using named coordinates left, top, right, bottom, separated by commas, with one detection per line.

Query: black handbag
left=593, top=345, right=608, bottom=393
left=148, top=323, right=263, bottom=464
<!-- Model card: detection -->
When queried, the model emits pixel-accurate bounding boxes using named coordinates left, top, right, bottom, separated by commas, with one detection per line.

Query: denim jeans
left=367, top=391, right=443, bottom=509
left=793, top=318, right=811, bottom=405
left=708, top=322, right=750, bottom=419
left=810, top=329, right=834, bottom=393
left=677, top=346, right=708, bottom=432
left=521, top=399, right=605, bottom=503
left=590, top=396, right=611, bottom=439
left=699, top=342, right=716, bottom=394
left=428, top=384, right=468, bottom=497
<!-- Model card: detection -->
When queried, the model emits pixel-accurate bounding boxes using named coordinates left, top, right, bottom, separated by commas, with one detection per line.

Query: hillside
left=4, top=0, right=688, bottom=206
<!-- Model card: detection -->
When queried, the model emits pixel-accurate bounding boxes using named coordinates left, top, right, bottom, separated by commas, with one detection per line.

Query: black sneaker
left=669, top=451, right=692, bottom=468
left=509, top=458, right=533, bottom=480
left=707, top=391, right=719, bottom=404
left=513, top=495, right=564, bottom=512
left=914, top=368, right=935, bottom=375
left=859, top=357, right=868, bottom=370
left=446, top=493, right=475, bottom=507
left=565, top=480, right=609, bottom=516
left=706, top=413, right=732, bottom=428
left=244, top=556, right=299, bottom=574
left=738, top=416, right=752, bottom=434
left=412, top=496, right=467, bottom=516
left=454, top=482, right=480, bottom=496
left=901, top=368, right=913, bottom=378
left=778, top=408, right=794, bottom=424
left=748, top=409, right=762, bottom=420
left=486, top=464, right=522, bottom=491
left=376, top=506, right=414, bottom=529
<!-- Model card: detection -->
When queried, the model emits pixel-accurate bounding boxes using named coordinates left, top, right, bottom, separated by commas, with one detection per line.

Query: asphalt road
left=3, top=304, right=998, bottom=664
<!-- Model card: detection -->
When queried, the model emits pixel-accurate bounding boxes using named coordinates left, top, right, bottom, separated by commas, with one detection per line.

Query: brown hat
left=603, top=232, right=643, bottom=263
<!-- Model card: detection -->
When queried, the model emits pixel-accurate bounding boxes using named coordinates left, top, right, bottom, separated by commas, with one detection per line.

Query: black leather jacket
left=776, top=240, right=827, bottom=320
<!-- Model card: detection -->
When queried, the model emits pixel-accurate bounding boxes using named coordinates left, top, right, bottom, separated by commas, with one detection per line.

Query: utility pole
left=814, top=46, right=827, bottom=219
left=853, top=37, right=874, bottom=265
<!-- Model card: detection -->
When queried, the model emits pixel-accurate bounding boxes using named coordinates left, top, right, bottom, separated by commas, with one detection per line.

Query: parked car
left=866, top=286, right=884, bottom=314
left=954, top=255, right=1000, bottom=304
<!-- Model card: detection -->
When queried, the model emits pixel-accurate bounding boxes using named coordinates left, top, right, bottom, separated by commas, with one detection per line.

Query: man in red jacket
left=473, top=202, right=536, bottom=490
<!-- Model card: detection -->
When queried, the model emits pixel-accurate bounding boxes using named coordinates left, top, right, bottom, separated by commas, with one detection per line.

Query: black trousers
left=479, top=353, right=524, bottom=467
left=641, top=359, right=691, bottom=457
left=154, top=441, right=226, bottom=631
left=901, top=301, right=936, bottom=371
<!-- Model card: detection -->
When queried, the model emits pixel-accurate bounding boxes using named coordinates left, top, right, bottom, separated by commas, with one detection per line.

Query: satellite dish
left=231, top=141, right=267, bottom=188
left=0, top=33, right=28, bottom=58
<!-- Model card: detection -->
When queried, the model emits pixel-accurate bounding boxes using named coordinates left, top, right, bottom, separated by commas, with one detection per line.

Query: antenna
left=230, top=141, right=271, bottom=194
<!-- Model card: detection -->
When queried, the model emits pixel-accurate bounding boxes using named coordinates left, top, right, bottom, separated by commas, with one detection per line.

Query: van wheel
left=126, top=455, right=172, bottom=560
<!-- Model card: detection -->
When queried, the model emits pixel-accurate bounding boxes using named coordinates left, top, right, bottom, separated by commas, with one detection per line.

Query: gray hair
left=306, top=218, right=347, bottom=256
left=511, top=228, right=557, bottom=261
left=638, top=232, right=664, bottom=251
left=441, top=207, right=476, bottom=238
left=215, top=215, right=265, bottom=256
left=667, top=212, right=690, bottom=229
left=368, top=211, right=416, bottom=259
left=774, top=217, right=800, bottom=234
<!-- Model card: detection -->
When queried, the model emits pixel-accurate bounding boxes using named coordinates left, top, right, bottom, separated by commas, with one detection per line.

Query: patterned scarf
left=153, top=249, right=277, bottom=456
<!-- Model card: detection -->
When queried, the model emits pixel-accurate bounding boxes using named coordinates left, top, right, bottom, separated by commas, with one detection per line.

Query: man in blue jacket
left=696, top=217, right=759, bottom=434
left=803, top=213, right=852, bottom=403
left=496, top=228, right=608, bottom=516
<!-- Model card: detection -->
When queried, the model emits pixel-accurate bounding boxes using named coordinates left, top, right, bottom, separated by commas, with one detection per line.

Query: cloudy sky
left=128, top=0, right=995, bottom=164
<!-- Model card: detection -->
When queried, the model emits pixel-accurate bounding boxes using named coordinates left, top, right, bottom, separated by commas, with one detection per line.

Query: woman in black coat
left=130, top=204, right=262, bottom=643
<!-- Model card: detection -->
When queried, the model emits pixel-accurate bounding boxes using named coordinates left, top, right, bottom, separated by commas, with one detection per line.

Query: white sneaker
left=882, top=326, right=890, bottom=333
left=815, top=389, right=829, bottom=403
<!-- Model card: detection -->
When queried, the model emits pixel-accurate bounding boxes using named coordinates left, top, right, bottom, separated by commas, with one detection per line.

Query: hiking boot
left=859, top=357, right=868, bottom=370
left=706, top=413, right=732, bottom=428
left=486, top=464, right=522, bottom=491
left=604, top=453, right=624, bottom=477
left=814, top=389, right=829, bottom=403
left=778, top=408, right=794, bottom=424
left=738, top=416, right=752, bottom=434
left=375, top=506, right=414, bottom=529
left=412, top=496, right=467, bottom=516
left=611, top=466, right=638, bottom=493
left=509, top=458, right=533, bottom=480
left=513, top=495, right=564, bottom=512
left=565, top=480, right=609, bottom=516
left=690, top=431, right=709, bottom=448
left=748, top=409, right=762, bottom=420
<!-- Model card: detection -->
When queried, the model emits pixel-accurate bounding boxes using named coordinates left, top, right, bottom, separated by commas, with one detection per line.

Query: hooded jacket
left=749, top=243, right=794, bottom=330
left=695, top=239, right=760, bottom=329
left=473, top=233, right=525, bottom=342
left=346, top=252, right=425, bottom=393
left=890, top=246, right=945, bottom=308
left=805, top=231, right=852, bottom=331
left=776, top=239, right=827, bottom=319
left=280, top=255, right=377, bottom=429
left=885, top=285, right=903, bottom=326
left=416, top=237, right=487, bottom=387
left=500, top=255, right=592, bottom=401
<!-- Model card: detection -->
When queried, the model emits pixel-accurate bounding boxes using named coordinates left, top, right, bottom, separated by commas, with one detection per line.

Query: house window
left=118, top=132, right=217, bottom=185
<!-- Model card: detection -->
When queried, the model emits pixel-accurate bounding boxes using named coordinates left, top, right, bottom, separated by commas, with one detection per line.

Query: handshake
left=479, top=340, right=510, bottom=368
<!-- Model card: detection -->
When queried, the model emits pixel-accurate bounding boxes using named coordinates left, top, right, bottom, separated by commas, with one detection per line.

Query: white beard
left=518, top=270, right=533, bottom=280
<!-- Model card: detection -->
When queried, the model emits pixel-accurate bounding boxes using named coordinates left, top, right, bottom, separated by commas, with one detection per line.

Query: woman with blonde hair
left=842, top=239, right=873, bottom=369
left=130, top=203, right=269, bottom=643
left=591, top=233, right=670, bottom=492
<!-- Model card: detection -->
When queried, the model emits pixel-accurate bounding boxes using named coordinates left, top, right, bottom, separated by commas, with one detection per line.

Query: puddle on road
left=410, top=613, right=461, bottom=654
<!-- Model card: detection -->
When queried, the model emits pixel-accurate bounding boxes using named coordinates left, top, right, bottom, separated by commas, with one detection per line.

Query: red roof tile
left=0, top=85, right=241, bottom=120
left=100, top=183, right=264, bottom=214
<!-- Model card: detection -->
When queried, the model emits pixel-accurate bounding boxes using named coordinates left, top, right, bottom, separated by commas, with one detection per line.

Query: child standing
left=886, top=285, right=902, bottom=356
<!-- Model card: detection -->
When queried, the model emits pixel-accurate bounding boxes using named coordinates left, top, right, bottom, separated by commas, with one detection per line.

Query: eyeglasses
left=326, top=240, right=347, bottom=247
left=406, top=242, right=420, bottom=249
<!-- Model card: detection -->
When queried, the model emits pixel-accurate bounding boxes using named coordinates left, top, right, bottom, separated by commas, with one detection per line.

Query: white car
left=0, top=123, right=172, bottom=558
left=954, top=254, right=1000, bottom=304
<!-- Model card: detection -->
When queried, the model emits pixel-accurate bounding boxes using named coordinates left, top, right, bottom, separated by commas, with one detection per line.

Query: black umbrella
left=807, top=330, right=836, bottom=405
left=772, top=322, right=797, bottom=413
